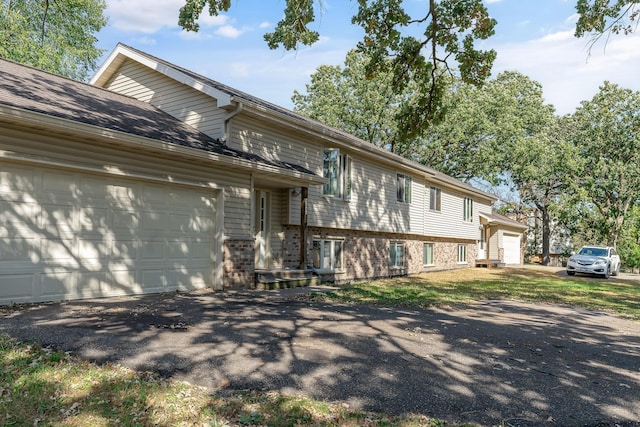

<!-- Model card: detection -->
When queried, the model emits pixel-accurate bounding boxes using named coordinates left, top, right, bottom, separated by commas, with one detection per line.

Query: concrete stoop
left=255, top=269, right=321, bottom=290
left=475, top=259, right=506, bottom=268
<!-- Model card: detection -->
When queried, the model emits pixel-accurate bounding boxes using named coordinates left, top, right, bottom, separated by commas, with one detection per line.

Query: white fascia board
left=0, top=105, right=325, bottom=186
left=90, top=44, right=233, bottom=108
left=479, top=212, right=527, bottom=230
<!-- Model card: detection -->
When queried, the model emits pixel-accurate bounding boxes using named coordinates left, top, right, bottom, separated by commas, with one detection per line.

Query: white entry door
left=254, top=190, right=270, bottom=268
left=477, top=227, right=486, bottom=259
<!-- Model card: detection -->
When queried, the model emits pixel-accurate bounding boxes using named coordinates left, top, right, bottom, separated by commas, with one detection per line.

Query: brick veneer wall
left=282, top=225, right=476, bottom=283
left=223, top=238, right=255, bottom=289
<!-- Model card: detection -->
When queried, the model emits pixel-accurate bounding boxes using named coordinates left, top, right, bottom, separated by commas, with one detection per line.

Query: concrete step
left=475, top=259, right=505, bottom=268
left=255, top=269, right=321, bottom=290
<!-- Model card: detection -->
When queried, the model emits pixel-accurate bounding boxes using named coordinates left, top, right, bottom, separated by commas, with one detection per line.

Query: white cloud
left=215, top=25, right=243, bottom=38
left=132, top=36, right=157, bottom=46
left=105, top=0, right=184, bottom=33
left=178, top=30, right=213, bottom=41
left=491, top=30, right=640, bottom=114
left=105, top=0, right=229, bottom=34
left=538, top=29, right=573, bottom=43
left=198, top=14, right=228, bottom=27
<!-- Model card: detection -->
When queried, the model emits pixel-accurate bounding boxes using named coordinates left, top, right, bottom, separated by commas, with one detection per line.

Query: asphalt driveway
left=1, top=287, right=639, bottom=426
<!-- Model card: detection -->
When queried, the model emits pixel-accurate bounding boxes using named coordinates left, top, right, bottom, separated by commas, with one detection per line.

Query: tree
left=617, top=205, right=640, bottom=272
left=507, top=115, right=577, bottom=265
left=475, top=72, right=575, bottom=265
left=179, top=0, right=497, bottom=140
left=0, top=0, right=107, bottom=80
left=569, top=82, right=640, bottom=248
left=575, top=0, right=640, bottom=41
left=292, top=49, right=416, bottom=154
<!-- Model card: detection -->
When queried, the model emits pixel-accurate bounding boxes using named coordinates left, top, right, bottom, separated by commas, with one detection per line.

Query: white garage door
left=0, top=162, right=216, bottom=304
left=503, top=233, right=521, bottom=265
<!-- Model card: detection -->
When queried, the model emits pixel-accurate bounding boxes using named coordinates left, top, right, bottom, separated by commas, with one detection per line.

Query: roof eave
left=90, top=44, right=233, bottom=108
left=0, top=105, right=325, bottom=186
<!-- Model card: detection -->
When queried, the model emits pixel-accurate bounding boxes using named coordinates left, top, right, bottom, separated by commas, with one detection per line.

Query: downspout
left=222, top=102, right=243, bottom=144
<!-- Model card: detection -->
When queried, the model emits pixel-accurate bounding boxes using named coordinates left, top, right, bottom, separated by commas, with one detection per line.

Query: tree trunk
left=541, top=205, right=551, bottom=266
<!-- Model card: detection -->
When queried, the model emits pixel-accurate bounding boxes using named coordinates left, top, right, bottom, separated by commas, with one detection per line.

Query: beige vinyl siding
left=103, top=59, right=227, bottom=140
left=0, top=127, right=251, bottom=239
left=229, top=115, right=322, bottom=172
left=424, top=188, right=491, bottom=240
left=410, top=180, right=426, bottom=234
left=308, top=154, right=415, bottom=233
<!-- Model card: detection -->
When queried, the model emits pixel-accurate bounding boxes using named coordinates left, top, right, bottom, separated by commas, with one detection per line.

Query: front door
left=254, top=190, right=270, bottom=268
left=477, top=226, right=486, bottom=260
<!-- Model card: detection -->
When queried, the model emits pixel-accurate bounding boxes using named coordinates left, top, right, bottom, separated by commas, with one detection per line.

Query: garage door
left=503, top=233, right=521, bottom=265
left=0, top=162, right=216, bottom=304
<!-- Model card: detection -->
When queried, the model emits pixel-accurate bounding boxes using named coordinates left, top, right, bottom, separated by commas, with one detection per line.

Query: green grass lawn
left=1, top=266, right=638, bottom=426
left=310, top=266, right=640, bottom=320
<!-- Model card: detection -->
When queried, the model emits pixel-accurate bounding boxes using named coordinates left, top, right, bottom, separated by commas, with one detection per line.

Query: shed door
left=503, top=233, right=522, bottom=265
left=0, top=162, right=216, bottom=304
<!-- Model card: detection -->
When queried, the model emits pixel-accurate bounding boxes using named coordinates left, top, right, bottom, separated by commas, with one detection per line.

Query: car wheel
left=567, top=271, right=575, bottom=276
left=612, top=265, right=620, bottom=276
left=603, top=265, right=610, bottom=279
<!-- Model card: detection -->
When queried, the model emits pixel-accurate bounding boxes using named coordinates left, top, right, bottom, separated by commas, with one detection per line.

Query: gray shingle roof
left=0, top=57, right=317, bottom=177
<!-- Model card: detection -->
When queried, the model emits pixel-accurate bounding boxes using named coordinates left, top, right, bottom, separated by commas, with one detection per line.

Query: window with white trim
left=457, top=244, right=467, bottom=263
left=323, top=149, right=351, bottom=200
left=390, top=242, right=405, bottom=268
left=312, top=239, right=343, bottom=270
left=429, top=186, right=441, bottom=211
left=463, top=197, right=473, bottom=222
left=423, top=243, right=434, bottom=266
left=397, top=174, right=412, bottom=203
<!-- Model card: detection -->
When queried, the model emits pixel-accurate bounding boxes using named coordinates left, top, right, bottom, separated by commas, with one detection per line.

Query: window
left=390, top=242, right=405, bottom=268
left=323, top=149, right=351, bottom=200
left=463, top=197, right=473, bottom=222
left=312, top=239, right=343, bottom=270
left=397, top=174, right=412, bottom=203
left=423, top=243, right=434, bottom=266
left=429, top=187, right=441, bottom=211
left=457, top=244, right=467, bottom=263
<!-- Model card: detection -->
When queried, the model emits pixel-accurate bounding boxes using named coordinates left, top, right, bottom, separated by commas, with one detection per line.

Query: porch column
left=298, top=187, right=308, bottom=269
left=484, top=224, right=489, bottom=259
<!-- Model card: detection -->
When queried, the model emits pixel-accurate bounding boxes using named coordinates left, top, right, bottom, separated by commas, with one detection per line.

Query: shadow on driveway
left=1, top=288, right=639, bottom=426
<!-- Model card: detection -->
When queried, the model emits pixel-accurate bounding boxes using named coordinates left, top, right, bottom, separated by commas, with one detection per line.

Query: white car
left=566, top=246, right=621, bottom=279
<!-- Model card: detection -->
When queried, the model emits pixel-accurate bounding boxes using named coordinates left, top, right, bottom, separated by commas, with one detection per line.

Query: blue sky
left=96, top=0, right=640, bottom=116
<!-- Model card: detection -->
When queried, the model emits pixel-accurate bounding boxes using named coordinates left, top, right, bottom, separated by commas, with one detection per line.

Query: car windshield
left=578, top=247, right=608, bottom=257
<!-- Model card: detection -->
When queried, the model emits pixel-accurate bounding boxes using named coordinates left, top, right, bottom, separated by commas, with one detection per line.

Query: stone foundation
left=282, top=226, right=477, bottom=284
left=223, top=238, right=255, bottom=289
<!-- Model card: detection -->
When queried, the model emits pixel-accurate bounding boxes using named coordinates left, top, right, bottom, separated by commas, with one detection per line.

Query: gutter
left=222, top=102, right=243, bottom=144
left=0, top=104, right=326, bottom=186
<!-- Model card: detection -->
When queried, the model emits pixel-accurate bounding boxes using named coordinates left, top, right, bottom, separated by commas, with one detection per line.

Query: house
left=479, top=211, right=528, bottom=265
left=0, top=44, right=525, bottom=304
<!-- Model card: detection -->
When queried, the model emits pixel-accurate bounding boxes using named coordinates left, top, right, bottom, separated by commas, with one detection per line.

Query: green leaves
left=179, top=0, right=230, bottom=32
left=264, top=0, right=318, bottom=49
left=569, top=82, right=640, bottom=247
left=575, top=0, right=640, bottom=37
left=0, top=0, right=107, bottom=80
left=179, top=0, right=497, bottom=141
left=292, top=50, right=406, bottom=153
